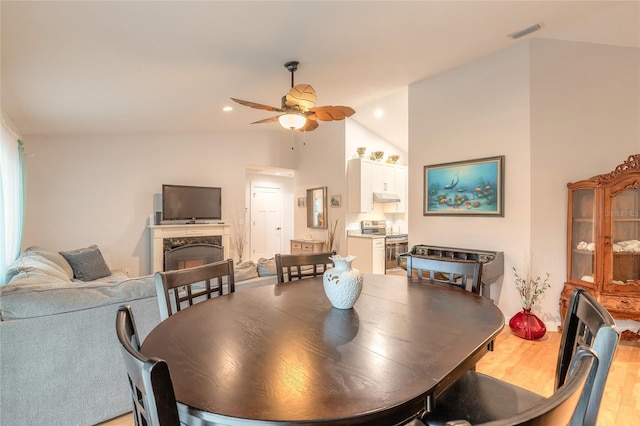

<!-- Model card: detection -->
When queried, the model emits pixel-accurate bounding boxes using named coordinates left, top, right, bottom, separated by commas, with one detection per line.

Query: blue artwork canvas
left=424, top=156, right=504, bottom=216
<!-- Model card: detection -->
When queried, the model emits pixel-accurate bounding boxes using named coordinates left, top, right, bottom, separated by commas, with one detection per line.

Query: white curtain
left=0, top=115, right=25, bottom=284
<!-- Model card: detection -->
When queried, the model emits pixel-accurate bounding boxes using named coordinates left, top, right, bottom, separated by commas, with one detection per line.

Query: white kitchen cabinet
left=348, top=159, right=374, bottom=213
left=384, top=165, right=407, bottom=213
left=348, top=158, right=408, bottom=214
left=347, top=236, right=386, bottom=274
left=371, top=162, right=388, bottom=193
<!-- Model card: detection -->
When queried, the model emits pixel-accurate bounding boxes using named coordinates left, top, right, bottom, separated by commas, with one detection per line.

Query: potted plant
left=509, top=265, right=550, bottom=340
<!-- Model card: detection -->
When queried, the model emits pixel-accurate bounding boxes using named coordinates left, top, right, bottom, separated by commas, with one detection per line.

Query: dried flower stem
left=327, top=219, right=339, bottom=253
left=231, top=206, right=248, bottom=263
left=513, top=266, right=550, bottom=310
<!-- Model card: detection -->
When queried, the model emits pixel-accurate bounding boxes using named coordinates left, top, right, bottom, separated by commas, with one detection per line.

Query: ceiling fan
left=231, top=61, right=355, bottom=132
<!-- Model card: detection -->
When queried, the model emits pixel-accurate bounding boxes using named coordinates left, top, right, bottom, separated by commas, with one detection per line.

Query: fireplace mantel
left=148, top=224, right=230, bottom=273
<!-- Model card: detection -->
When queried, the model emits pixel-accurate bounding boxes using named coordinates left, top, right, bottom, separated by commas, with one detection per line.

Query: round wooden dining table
left=141, top=274, right=504, bottom=425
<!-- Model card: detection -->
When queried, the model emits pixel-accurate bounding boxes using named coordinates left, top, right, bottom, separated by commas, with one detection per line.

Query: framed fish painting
left=423, top=155, right=504, bottom=216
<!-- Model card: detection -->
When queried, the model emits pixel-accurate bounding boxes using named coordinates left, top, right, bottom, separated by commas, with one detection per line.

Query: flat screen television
left=162, top=184, right=222, bottom=222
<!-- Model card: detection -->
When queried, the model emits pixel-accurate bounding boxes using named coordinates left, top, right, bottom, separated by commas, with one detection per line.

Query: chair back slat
left=154, top=259, right=235, bottom=320
left=275, top=252, right=334, bottom=283
left=116, top=305, right=180, bottom=426
left=556, top=288, right=620, bottom=426
left=406, top=255, right=483, bottom=294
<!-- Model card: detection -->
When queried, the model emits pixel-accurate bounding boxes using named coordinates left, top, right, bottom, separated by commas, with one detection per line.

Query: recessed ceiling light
left=374, top=109, right=384, bottom=118
left=223, top=106, right=233, bottom=112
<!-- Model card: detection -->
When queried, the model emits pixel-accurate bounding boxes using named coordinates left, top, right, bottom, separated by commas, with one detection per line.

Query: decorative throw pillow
left=234, top=261, right=258, bottom=282
left=59, top=245, right=111, bottom=281
left=257, top=257, right=277, bottom=277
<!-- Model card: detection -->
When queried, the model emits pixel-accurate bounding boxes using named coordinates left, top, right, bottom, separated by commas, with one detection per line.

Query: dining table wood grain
left=140, top=273, right=504, bottom=425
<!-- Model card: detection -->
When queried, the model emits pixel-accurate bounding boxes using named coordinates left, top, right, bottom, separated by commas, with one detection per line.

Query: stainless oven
left=360, top=220, right=409, bottom=271
left=385, top=235, right=408, bottom=270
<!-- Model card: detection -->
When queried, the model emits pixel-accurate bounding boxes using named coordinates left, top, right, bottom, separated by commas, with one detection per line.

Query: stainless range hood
left=373, top=192, right=401, bottom=203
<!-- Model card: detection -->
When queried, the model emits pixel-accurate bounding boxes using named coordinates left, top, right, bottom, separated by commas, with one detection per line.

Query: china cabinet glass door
left=569, top=188, right=596, bottom=286
left=605, top=182, right=640, bottom=291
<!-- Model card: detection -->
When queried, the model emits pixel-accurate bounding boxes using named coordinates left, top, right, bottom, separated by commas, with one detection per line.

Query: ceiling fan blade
left=285, top=84, right=317, bottom=111
left=299, top=119, right=319, bottom=132
left=251, top=115, right=281, bottom=124
left=310, top=105, right=356, bottom=121
left=231, top=98, right=283, bottom=112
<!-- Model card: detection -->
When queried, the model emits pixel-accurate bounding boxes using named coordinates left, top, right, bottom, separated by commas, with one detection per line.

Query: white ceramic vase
left=322, top=255, right=363, bottom=309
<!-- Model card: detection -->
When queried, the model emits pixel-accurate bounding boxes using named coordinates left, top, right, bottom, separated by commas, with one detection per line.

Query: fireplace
left=148, top=223, right=230, bottom=273
left=163, top=236, right=223, bottom=271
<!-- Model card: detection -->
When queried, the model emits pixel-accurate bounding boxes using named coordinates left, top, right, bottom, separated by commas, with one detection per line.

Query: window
left=0, top=116, right=25, bottom=283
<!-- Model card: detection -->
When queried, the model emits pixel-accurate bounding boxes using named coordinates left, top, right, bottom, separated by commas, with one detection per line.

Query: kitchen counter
left=346, top=233, right=385, bottom=239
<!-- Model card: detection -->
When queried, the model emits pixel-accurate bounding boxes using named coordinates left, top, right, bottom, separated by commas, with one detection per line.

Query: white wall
left=22, top=130, right=295, bottom=276
left=409, top=39, right=640, bottom=328
left=292, top=123, right=348, bottom=254
left=409, top=42, right=532, bottom=316
left=529, top=39, right=640, bottom=326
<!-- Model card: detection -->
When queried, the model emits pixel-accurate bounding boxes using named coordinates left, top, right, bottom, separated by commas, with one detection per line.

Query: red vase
left=509, top=308, right=546, bottom=340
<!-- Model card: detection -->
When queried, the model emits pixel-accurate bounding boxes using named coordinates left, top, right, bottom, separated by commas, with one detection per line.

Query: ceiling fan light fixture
left=278, top=113, right=306, bottom=130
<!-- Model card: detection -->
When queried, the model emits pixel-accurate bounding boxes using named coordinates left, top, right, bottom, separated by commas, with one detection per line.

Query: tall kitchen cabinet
left=563, top=154, right=640, bottom=340
left=348, top=159, right=374, bottom=213
left=348, top=158, right=407, bottom=213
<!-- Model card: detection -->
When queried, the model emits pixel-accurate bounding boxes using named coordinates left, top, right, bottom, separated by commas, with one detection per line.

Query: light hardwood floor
left=99, top=328, right=640, bottom=425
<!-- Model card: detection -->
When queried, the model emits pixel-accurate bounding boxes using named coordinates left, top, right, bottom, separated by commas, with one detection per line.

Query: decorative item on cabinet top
left=387, top=155, right=399, bottom=164
left=370, top=151, right=384, bottom=162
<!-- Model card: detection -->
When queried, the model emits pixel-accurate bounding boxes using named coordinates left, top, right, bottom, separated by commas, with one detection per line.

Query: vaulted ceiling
left=2, top=1, right=638, bottom=152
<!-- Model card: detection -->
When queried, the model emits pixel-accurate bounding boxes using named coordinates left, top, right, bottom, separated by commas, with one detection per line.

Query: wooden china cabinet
left=562, top=154, right=640, bottom=340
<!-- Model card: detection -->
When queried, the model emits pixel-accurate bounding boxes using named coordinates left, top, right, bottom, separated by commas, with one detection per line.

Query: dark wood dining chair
left=154, top=259, right=235, bottom=320
left=116, top=305, right=181, bottom=426
left=412, top=347, right=597, bottom=426
left=422, top=288, right=619, bottom=426
left=275, top=252, right=334, bottom=283
left=406, top=255, right=483, bottom=294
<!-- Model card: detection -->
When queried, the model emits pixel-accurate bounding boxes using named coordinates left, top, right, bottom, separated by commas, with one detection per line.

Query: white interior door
left=250, top=184, right=283, bottom=261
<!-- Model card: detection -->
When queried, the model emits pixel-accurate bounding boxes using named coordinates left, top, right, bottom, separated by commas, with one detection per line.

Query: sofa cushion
left=25, top=246, right=74, bottom=279
left=257, top=257, right=277, bottom=277
left=234, top=261, right=259, bottom=282
left=0, top=274, right=156, bottom=320
left=59, top=245, right=111, bottom=281
left=5, top=251, right=71, bottom=284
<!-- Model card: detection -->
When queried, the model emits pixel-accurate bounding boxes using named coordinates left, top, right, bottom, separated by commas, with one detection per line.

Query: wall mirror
left=307, top=186, right=328, bottom=229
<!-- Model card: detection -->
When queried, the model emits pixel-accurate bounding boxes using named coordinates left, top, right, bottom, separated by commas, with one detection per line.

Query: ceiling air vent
left=508, top=23, right=542, bottom=40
